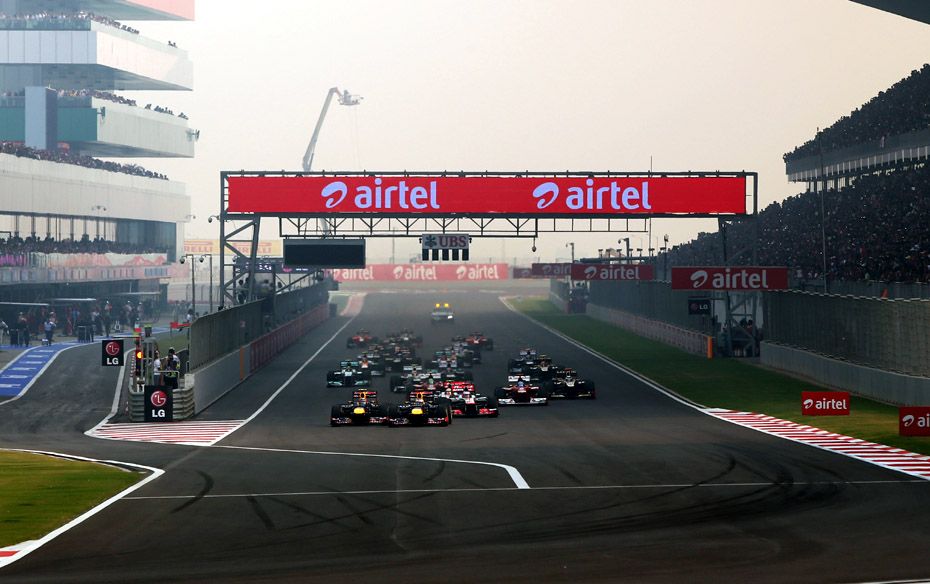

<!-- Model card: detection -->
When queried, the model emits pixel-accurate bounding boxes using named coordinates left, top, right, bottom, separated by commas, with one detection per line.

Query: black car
left=330, top=390, right=390, bottom=426
left=388, top=390, right=452, bottom=427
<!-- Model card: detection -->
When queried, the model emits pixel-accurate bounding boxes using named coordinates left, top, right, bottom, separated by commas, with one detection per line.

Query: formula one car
left=356, top=353, right=385, bottom=377
left=330, top=390, right=390, bottom=426
left=464, top=332, right=494, bottom=351
left=385, top=329, right=423, bottom=348
left=546, top=367, right=596, bottom=399
left=436, top=381, right=499, bottom=418
left=494, top=377, right=549, bottom=406
left=508, top=348, right=540, bottom=375
left=326, top=361, right=373, bottom=387
left=387, top=390, right=452, bottom=427
left=346, top=330, right=378, bottom=349
left=431, top=302, right=454, bottom=323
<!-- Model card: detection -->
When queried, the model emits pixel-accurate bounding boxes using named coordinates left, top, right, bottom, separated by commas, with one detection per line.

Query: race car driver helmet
left=517, top=380, right=525, bottom=388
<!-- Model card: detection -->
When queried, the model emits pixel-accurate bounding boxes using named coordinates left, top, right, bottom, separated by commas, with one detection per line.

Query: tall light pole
left=179, top=254, right=205, bottom=318
left=566, top=242, right=575, bottom=263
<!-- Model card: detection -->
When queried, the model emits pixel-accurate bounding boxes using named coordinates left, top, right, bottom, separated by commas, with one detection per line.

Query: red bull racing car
left=388, top=390, right=452, bottom=427
left=330, top=390, right=390, bottom=426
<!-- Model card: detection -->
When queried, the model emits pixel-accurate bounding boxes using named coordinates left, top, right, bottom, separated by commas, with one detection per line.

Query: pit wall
left=761, top=342, right=930, bottom=406
left=586, top=303, right=713, bottom=358
left=186, top=303, right=329, bottom=414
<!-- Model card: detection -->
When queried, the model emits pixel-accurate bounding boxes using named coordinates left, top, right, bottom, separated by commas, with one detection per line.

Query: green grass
left=0, top=451, right=141, bottom=547
left=512, top=297, right=930, bottom=456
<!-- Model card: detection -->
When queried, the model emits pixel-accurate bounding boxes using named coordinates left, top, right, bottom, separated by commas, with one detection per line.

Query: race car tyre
left=330, top=405, right=343, bottom=426
left=494, top=387, right=506, bottom=399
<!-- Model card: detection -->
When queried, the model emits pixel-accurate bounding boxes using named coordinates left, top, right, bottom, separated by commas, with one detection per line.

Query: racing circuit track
left=2, top=283, right=930, bottom=583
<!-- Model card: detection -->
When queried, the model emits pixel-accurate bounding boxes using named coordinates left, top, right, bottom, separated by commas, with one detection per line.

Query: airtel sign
left=671, top=267, right=789, bottom=291
left=531, top=263, right=572, bottom=277
left=801, top=391, right=850, bottom=416
left=226, top=175, right=747, bottom=216
left=900, top=406, right=930, bottom=436
left=570, top=263, right=655, bottom=281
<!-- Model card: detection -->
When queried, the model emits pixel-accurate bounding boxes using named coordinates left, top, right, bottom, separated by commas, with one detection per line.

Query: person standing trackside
left=43, top=317, right=55, bottom=345
left=161, top=347, right=181, bottom=390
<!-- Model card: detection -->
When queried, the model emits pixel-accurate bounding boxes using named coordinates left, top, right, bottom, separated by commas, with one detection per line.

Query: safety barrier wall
left=188, top=302, right=331, bottom=414
left=188, top=300, right=264, bottom=370
left=587, top=303, right=712, bottom=358
left=764, top=291, right=930, bottom=378
left=587, top=279, right=717, bottom=334
left=821, top=280, right=930, bottom=300
left=761, top=342, right=930, bottom=406
left=250, top=304, right=328, bottom=371
left=549, top=279, right=570, bottom=312
left=189, top=282, right=330, bottom=371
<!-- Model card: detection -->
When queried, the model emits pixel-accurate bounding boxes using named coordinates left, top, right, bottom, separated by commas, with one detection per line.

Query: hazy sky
left=127, top=0, right=930, bottom=262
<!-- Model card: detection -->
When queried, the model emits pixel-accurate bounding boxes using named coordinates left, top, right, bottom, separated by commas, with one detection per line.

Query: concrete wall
left=761, top=341, right=930, bottom=406
left=587, top=303, right=712, bottom=357
left=185, top=345, right=249, bottom=414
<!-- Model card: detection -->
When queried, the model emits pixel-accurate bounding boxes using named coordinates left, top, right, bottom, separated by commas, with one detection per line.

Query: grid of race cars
left=330, top=322, right=595, bottom=427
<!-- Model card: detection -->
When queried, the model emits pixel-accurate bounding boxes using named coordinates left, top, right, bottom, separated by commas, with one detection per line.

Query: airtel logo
left=690, top=270, right=709, bottom=288
left=584, top=266, right=598, bottom=279
left=392, top=266, right=404, bottom=279
left=455, top=266, right=467, bottom=279
left=903, top=415, right=916, bottom=427
left=532, top=182, right=559, bottom=209
left=803, top=399, right=813, bottom=409
left=321, top=181, right=348, bottom=208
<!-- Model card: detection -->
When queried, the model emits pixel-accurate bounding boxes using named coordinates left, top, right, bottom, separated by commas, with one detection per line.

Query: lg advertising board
left=226, top=175, right=748, bottom=216
left=671, top=267, right=789, bottom=291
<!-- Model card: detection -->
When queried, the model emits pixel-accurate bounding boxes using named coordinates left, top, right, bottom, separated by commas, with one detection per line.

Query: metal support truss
left=717, top=177, right=760, bottom=357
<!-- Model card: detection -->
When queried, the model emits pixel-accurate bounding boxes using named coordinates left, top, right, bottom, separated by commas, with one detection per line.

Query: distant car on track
left=495, top=378, right=549, bottom=406
left=431, top=302, right=454, bottom=323
left=435, top=381, right=499, bottom=418
left=546, top=367, right=596, bottom=399
left=346, top=330, right=378, bottom=349
left=326, top=360, right=373, bottom=387
left=330, top=390, right=390, bottom=426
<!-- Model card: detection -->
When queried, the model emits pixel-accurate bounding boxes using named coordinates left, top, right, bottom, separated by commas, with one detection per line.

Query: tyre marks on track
left=709, top=410, right=930, bottom=480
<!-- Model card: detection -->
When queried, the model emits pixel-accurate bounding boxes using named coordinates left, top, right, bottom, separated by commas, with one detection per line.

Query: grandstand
left=661, top=63, right=930, bottom=290
left=0, top=0, right=195, bottom=304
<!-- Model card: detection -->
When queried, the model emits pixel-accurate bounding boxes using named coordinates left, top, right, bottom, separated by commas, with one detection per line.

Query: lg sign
left=227, top=175, right=748, bottom=216
left=671, top=267, right=789, bottom=291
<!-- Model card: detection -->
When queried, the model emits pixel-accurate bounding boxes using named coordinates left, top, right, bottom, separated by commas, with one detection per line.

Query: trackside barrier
left=128, top=381, right=194, bottom=422
left=549, top=279, right=570, bottom=313
left=586, top=303, right=713, bottom=358
left=761, top=341, right=930, bottom=406
left=250, top=304, right=328, bottom=371
left=186, top=303, right=330, bottom=414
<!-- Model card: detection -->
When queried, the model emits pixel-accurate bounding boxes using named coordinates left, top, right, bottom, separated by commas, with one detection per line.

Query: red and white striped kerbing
left=708, top=409, right=930, bottom=480
left=87, top=420, right=245, bottom=446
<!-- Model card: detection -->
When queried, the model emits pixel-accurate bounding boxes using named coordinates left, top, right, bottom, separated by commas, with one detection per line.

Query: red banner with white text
left=570, top=263, right=655, bottom=281
left=227, top=175, right=747, bottom=216
left=671, top=267, right=789, bottom=291
left=327, top=263, right=509, bottom=282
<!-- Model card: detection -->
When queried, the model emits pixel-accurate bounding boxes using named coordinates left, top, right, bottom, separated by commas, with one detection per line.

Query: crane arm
left=302, top=87, right=361, bottom=172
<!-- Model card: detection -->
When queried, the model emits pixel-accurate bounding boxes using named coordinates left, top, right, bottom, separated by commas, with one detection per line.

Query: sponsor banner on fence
left=227, top=175, right=748, bottom=216
left=327, top=263, right=509, bottom=282
left=570, top=263, right=655, bottom=281
left=671, top=266, right=789, bottom=291
left=531, top=263, right=572, bottom=278
left=512, top=267, right=535, bottom=279
left=184, top=239, right=282, bottom=257
left=801, top=391, right=850, bottom=416
left=900, top=406, right=930, bottom=436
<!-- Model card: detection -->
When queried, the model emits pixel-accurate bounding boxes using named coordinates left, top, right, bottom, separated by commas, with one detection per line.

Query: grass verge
left=0, top=451, right=140, bottom=548
left=511, top=297, right=930, bottom=456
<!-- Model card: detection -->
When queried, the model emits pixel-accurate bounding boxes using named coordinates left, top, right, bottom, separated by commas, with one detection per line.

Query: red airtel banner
left=326, top=263, right=509, bottom=282
left=801, top=391, right=850, bottom=416
left=531, top=263, right=573, bottom=277
left=226, top=175, right=747, bottom=216
left=671, top=267, right=789, bottom=291
left=570, top=263, right=655, bottom=281
left=900, top=407, right=930, bottom=436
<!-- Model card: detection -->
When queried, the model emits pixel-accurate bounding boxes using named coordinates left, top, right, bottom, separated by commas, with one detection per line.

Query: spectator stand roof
left=851, top=1, right=930, bottom=25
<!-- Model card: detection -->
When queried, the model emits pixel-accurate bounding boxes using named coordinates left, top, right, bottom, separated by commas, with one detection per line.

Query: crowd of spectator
left=784, top=64, right=930, bottom=162
left=0, top=11, right=139, bottom=34
left=663, top=164, right=930, bottom=284
left=0, top=234, right=167, bottom=256
left=0, top=142, right=168, bottom=180
left=2, top=89, right=189, bottom=121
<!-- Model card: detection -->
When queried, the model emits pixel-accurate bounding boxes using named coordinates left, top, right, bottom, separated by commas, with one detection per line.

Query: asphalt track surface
left=2, top=285, right=930, bottom=583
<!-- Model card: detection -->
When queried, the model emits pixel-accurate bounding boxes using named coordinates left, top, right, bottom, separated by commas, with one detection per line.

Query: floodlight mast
left=302, top=87, right=362, bottom=172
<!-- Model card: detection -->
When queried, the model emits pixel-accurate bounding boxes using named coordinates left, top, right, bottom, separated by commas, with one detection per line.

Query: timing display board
left=227, top=174, right=748, bottom=216
left=283, top=239, right=366, bottom=268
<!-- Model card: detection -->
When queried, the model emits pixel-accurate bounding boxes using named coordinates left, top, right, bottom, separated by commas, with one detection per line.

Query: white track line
left=500, top=296, right=930, bottom=482
left=121, top=477, right=924, bottom=501
left=210, top=443, right=530, bottom=490
left=0, top=449, right=163, bottom=570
